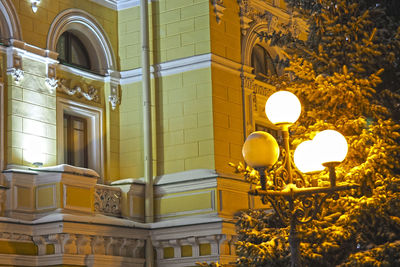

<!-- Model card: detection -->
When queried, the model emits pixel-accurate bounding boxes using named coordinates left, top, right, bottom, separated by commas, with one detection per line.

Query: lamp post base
left=289, top=216, right=301, bottom=267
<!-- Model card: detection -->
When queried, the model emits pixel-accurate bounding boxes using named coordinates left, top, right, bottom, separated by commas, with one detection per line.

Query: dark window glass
left=56, top=32, right=90, bottom=70
left=64, top=114, right=88, bottom=168
left=255, top=124, right=283, bottom=145
left=251, top=45, right=277, bottom=80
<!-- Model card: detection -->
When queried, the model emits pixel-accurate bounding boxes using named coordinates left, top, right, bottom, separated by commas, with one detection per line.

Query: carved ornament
left=57, top=78, right=100, bottom=103
left=211, top=0, right=225, bottom=24
left=238, top=0, right=302, bottom=38
left=94, top=184, right=121, bottom=216
left=32, top=233, right=145, bottom=257
left=108, top=85, right=121, bottom=110
left=10, top=55, right=24, bottom=83
left=45, top=64, right=58, bottom=93
left=243, top=76, right=274, bottom=97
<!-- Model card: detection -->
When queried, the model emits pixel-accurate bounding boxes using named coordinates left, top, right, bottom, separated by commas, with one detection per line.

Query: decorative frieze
left=57, top=78, right=100, bottom=103
left=32, top=233, right=145, bottom=258
left=243, top=76, right=274, bottom=97
left=0, top=232, right=31, bottom=242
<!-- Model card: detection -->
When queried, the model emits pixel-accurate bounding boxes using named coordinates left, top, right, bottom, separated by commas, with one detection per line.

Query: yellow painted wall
left=119, top=68, right=214, bottom=179
left=107, top=96, right=120, bottom=181
left=118, top=0, right=210, bottom=71
left=37, top=184, right=56, bottom=209
left=209, top=1, right=244, bottom=175
left=0, top=240, right=37, bottom=255
left=154, top=189, right=215, bottom=216
left=7, top=58, right=57, bottom=167
left=119, top=82, right=144, bottom=179
left=64, top=185, right=93, bottom=210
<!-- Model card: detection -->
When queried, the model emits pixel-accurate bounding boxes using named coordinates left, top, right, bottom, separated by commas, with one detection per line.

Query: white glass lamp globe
left=242, top=131, right=280, bottom=169
left=265, top=91, right=301, bottom=125
left=313, top=130, right=348, bottom=165
left=294, top=140, right=325, bottom=173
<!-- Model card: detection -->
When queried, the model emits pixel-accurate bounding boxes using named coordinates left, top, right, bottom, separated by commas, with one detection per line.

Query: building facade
left=0, top=0, right=305, bottom=266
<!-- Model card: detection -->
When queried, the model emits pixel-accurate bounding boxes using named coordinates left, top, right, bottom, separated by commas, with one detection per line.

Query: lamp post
left=242, top=91, right=358, bottom=267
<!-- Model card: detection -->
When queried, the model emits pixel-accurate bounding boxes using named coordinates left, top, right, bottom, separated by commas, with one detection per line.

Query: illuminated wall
left=0, top=0, right=302, bottom=266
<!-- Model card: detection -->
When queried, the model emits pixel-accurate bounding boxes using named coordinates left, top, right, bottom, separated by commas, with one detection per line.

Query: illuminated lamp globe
left=265, top=91, right=301, bottom=125
left=294, top=140, right=325, bottom=173
left=242, top=131, right=280, bottom=169
left=313, top=130, right=348, bottom=165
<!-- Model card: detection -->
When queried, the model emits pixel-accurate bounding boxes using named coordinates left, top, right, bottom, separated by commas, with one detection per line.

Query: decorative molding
left=58, top=64, right=108, bottom=82
left=89, top=0, right=154, bottom=11
left=108, top=84, right=121, bottom=110
left=9, top=54, right=23, bottom=83
left=94, top=184, right=122, bottom=216
left=9, top=68, right=23, bottom=83
left=45, top=64, right=58, bottom=93
left=119, top=54, right=212, bottom=84
left=57, top=78, right=100, bottom=103
left=12, top=40, right=59, bottom=62
left=211, top=0, right=226, bottom=24
left=243, top=76, right=275, bottom=97
left=0, top=231, right=31, bottom=242
left=45, top=77, right=58, bottom=93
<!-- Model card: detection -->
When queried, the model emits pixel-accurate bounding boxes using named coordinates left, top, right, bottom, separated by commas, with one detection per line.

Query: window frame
left=56, top=98, right=104, bottom=181
left=63, top=113, right=89, bottom=168
left=56, top=31, right=91, bottom=71
left=251, top=44, right=278, bottom=79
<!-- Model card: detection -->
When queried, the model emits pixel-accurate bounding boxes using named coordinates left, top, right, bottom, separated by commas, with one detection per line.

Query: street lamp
left=242, top=91, right=358, bottom=267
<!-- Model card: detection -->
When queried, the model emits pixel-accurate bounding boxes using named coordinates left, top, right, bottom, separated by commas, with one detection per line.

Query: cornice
left=0, top=43, right=255, bottom=85
left=90, top=0, right=153, bottom=11
left=118, top=53, right=213, bottom=84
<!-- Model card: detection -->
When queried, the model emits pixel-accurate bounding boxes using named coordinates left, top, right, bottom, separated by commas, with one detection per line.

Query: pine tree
left=234, top=0, right=400, bottom=266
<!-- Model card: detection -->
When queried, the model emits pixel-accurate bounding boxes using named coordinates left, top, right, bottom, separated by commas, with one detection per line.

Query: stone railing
left=94, top=184, right=122, bottom=217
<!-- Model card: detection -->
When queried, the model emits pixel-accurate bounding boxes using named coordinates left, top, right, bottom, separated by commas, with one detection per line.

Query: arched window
left=47, top=9, right=116, bottom=76
left=56, top=31, right=91, bottom=70
left=251, top=44, right=277, bottom=80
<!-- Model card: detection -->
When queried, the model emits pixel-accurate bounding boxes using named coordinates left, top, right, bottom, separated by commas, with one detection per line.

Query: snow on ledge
left=29, top=164, right=100, bottom=178
left=111, top=169, right=219, bottom=186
